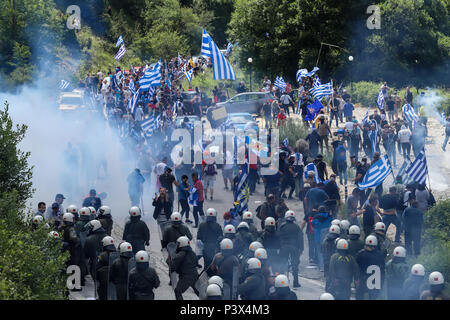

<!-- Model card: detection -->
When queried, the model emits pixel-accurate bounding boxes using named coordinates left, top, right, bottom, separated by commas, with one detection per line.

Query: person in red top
left=192, top=172, right=205, bottom=228
left=277, top=108, right=287, bottom=127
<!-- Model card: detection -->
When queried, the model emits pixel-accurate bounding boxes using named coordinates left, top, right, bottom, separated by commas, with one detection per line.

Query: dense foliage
left=418, top=199, right=450, bottom=287
left=0, top=0, right=448, bottom=89
left=0, top=102, right=68, bottom=299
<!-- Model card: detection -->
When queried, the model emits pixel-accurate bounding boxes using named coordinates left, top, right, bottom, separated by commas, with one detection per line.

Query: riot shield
left=195, top=270, right=209, bottom=300
left=126, top=257, right=136, bottom=300
left=167, top=242, right=179, bottom=289
left=231, top=265, right=239, bottom=300
left=107, top=252, right=120, bottom=300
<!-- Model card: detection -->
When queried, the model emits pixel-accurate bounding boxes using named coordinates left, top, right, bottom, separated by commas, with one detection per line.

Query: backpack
left=206, top=164, right=216, bottom=176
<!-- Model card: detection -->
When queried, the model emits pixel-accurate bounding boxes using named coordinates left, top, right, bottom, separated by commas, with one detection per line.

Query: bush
left=0, top=102, right=69, bottom=300
left=417, top=199, right=450, bottom=292
left=344, top=81, right=383, bottom=107
left=279, top=118, right=309, bottom=148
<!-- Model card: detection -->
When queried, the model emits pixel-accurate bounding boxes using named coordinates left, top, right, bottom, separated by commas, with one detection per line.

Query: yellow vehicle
left=58, top=90, right=86, bottom=111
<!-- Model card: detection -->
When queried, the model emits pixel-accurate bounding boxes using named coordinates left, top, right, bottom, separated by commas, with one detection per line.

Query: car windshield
left=60, top=96, right=83, bottom=105
left=182, top=92, right=196, bottom=100
left=229, top=114, right=254, bottom=124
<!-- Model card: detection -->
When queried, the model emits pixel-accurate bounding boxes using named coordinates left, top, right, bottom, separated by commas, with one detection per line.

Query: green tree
left=0, top=101, right=68, bottom=299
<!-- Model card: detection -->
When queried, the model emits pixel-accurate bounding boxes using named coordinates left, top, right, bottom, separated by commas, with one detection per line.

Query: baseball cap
left=52, top=202, right=59, bottom=209
left=89, top=189, right=97, bottom=195
left=55, top=194, right=65, bottom=199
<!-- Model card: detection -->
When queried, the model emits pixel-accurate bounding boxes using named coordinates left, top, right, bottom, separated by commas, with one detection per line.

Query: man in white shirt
left=280, top=92, right=294, bottom=116
left=398, top=125, right=412, bottom=159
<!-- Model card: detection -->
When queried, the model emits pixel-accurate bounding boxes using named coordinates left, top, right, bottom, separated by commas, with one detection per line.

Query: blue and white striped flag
left=129, top=78, right=135, bottom=93
left=397, top=159, right=413, bottom=185
left=184, top=69, right=193, bottom=84
left=234, top=162, right=249, bottom=214
left=219, top=117, right=234, bottom=131
left=274, top=76, right=287, bottom=90
left=115, top=35, right=124, bottom=47
left=59, top=80, right=70, bottom=90
left=306, top=67, right=320, bottom=77
left=140, top=116, right=156, bottom=137
left=188, top=187, right=198, bottom=206
left=402, top=103, right=419, bottom=124
left=139, top=67, right=161, bottom=90
left=369, top=129, right=378, bottom=154
left=309, top=82, right=333, bottom=100
left=202, top=29, right=236, bottom=80
left=303, top=162, right=321, bottom=183
left=172, top=101, right=180, bottom=117
left=358, top=155, right=392, bottom=190
left=362, top=106, right=371, bottom=125
left=128, top=88, right=140, bottom=116
left=313, top=76, right=321, bottom=88
left=377, top=89, right=385, bottom=109
left=114, top=44, right=126, bottom=61
left=201, top=29, right=213, bottom=58
left=283, top=138, right=289, bottom=148
left=296, top=69, right=308, bottom=82
left=405, top=148, right=428, bottom=185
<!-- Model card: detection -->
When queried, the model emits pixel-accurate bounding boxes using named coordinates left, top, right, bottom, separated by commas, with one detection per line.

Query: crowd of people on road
left=31, top=52, right=450, bottom=301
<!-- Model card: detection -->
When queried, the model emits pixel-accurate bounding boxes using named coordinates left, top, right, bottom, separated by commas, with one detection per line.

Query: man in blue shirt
left=343, top=98, right=355, bottom=122
left=304, top=183, right=329, bottom=215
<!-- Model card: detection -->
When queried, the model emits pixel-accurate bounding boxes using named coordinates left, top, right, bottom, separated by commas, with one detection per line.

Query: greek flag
left=59, top=80, right=70, bottom=90
left=402, top=104, right=419, bottom=124
left=296, top=69, right=308, bottom=82
left=114, top=44, right=126, bottom=61
left=369, top=129, right=378, bottom=154
left=283, top=138, right=289, bottom=148
left=201, top=29, right=213, bottom=58
left=274, top=76, right=287, bottom=90
left=405, top=148, right=428, bottom=185
left=306, top=67, right=320, bottom=77
left=172, top=101, right=179, bottom=117
left=202, top=29, right=236, bottom=80
left=139, top=67, right=161, bottom=90
left=296, top=67, right=319, bottom=82
left=362, top=107, right=370, bottom=125
left=309, top=82, right=332, bottom=100
left=397, top=159, right=413, bottom=185
left=140, top=116, right=156, bottom=137
left=188, top=187, right=198, bottom=206
left=303, top=162, right=321, bottom=183
left=358, top=155, right=392, bottom=190
left=234, top=162, right=249, bottom=214
left=313, top=76, right=321, bottom=88
left=184, top=69, right=193, bottom=84
left=129, top=78, right=135, bottom=93
left=377, top=89, right=385, bottom=109
left=128, top=88, right=140, bottom=116
left=115, top=35, right=124, bottom=47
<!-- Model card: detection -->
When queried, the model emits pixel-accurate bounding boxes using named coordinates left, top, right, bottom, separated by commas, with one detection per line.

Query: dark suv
left=216, top=92, right=273, bottom=114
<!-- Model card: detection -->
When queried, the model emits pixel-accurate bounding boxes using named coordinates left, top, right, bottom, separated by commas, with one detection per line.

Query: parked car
left=227, top=112, right=259, bottom=133
left=58, top=90, right=87, bottom=111
left=182, top=91, right=212, bottom=114
left=216, top=92, right=273, bottom=114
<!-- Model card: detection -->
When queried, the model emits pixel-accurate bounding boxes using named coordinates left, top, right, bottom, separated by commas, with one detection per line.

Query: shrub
left=0, top=102, right=69, bottom=300
left=417, top=199, right=450, bottom=292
